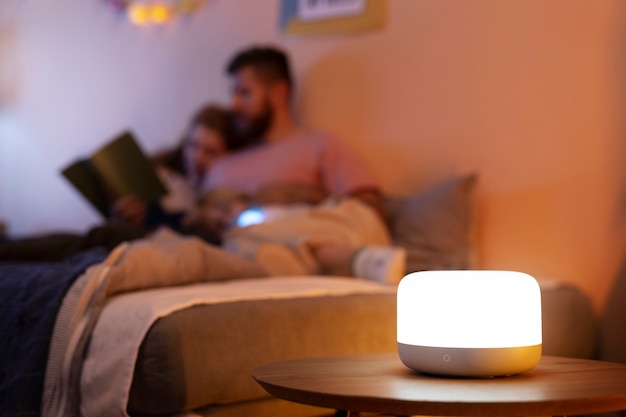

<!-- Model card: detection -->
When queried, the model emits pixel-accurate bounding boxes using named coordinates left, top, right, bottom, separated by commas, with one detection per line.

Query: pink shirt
left=203, top=130, right=378, bottom=195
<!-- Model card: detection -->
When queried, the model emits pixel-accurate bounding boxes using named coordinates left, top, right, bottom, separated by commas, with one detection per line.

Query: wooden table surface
left=253, top=353, right=626, bottom=416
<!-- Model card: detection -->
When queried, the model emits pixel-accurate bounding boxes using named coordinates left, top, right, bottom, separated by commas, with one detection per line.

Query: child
left=113, top=104, right=247, bottom=233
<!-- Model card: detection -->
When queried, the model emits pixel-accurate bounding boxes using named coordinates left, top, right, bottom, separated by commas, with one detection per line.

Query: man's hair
left=226, top=46, right=293, bottom=91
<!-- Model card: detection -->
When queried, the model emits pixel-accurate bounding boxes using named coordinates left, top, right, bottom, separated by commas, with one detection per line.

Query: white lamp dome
left=397, top=270, right=542, bottom=377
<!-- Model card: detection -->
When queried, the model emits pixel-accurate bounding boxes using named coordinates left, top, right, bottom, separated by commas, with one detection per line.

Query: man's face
left=229, top=66, right=274, bottom=142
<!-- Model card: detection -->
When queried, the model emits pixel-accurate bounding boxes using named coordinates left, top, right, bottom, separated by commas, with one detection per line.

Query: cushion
left=388, top=173, right=477, bottom=273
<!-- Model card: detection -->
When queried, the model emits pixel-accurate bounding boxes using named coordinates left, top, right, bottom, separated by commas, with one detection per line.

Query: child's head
left=182, top=105, right=245, bottom=180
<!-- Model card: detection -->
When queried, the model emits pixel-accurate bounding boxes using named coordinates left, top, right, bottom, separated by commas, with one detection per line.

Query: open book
left=61, top=131, right=167, bottom=217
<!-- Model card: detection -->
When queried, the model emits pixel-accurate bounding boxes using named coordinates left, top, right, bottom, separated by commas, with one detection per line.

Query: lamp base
left=398, top=343, right=542, bottom=377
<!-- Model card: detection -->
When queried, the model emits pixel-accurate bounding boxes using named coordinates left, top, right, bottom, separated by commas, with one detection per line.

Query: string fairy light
left=102, top=0, right=205, bottom=25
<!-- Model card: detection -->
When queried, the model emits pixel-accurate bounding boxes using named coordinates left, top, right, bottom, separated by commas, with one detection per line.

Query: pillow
left=388, top=173, right=477, bottom=273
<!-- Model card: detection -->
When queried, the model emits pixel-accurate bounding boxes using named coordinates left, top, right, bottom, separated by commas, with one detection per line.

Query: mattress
left=80, top=277, right=597, bottom=417
left=80, top=277, right=397, bottom=417
left=128, top=291, right=397, bottom=414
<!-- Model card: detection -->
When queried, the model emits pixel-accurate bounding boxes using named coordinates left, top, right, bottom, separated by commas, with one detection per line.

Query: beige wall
left=296, top=1, right=626, bottom=312
left=1, top=0, right=624, bottom=311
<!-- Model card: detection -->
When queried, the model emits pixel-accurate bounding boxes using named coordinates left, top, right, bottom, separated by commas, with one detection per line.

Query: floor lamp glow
left=397, top=270, right=542, bottom=377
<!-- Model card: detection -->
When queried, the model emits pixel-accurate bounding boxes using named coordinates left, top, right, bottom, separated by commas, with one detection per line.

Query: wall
left=0, top=0, right=624, bottom=312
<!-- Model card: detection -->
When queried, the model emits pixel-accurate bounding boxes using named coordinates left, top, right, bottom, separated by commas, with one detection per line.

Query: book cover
left=62, top=131, right=168, bottom=217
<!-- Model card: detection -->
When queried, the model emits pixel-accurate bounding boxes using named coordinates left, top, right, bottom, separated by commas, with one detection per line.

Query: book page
left=90, top=131, right=167, bottom=204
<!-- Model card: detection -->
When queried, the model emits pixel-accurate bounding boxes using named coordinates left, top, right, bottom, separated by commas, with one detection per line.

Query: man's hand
left=112, top=195, right=148, bottom=226
left=255, top=183, right=328, bottom=206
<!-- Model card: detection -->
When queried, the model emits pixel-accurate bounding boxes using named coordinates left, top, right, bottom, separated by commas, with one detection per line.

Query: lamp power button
left=443, top=354, right=452, bottom=362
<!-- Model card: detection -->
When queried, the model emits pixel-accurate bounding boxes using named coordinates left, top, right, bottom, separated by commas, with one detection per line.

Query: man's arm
left=254, top=182, right=329, bottom=206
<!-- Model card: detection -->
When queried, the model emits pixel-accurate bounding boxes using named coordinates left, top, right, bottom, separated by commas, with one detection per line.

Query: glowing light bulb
left=128, top=3, right=150, bottom=25
left=236, top=208, right=266, bottom=227
left=150, top=3, right=172, bottom=24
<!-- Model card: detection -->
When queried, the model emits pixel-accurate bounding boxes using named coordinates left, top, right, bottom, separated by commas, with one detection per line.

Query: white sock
left=352, top=246, right=407, bottom=285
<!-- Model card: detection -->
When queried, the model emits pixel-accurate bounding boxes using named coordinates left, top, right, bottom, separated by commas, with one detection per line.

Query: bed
left=0, top=174, right=598, bottom=417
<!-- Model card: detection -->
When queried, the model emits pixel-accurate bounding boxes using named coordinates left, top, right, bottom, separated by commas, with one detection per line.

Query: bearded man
left=203, top=46, right=386, bottom=217
left=199, top=46, right=407, bottom=284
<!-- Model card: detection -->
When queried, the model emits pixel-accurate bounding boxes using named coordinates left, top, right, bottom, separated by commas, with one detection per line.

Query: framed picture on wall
left=279, top=0, right=385, bottom=36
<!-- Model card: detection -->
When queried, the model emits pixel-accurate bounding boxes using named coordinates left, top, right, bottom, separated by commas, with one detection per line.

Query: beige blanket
left=224, top=197, right=391, bottom=274
left=42, top=228, right=265, bottom=417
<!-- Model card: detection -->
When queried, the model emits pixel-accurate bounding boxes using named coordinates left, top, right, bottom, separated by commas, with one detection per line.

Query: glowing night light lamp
left=397, top=270, right=542, bottom=377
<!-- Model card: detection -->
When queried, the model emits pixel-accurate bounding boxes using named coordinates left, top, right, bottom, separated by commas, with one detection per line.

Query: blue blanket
left=0, top=248, right=107, bottom=417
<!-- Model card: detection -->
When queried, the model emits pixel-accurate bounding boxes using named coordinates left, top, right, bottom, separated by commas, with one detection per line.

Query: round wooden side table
left=253, top=353, right=626, bottom=417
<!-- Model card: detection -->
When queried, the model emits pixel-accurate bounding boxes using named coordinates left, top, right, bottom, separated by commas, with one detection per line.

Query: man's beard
left=235, top=101, right=273, bottom=146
